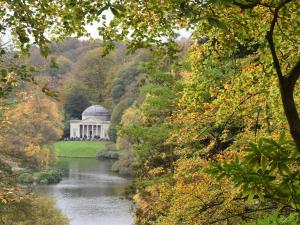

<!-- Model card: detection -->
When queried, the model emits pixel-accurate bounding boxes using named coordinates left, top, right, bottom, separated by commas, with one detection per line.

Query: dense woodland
left=1, top=0, right=300, bottom=224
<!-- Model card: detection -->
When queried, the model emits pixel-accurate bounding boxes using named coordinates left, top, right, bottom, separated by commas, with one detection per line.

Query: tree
left=64, top=87, right=90, bottom=119
left=48, top=56, right=72, bottom=77
left=56, top=0, right=300, bottom=150
left=0, top=83, right=63, bottom=170
left=0, top=82, right=65, bottom=224
left=108, top=98, right=133, bottom=142
left=111, top=64, right=141, bottom=105
left=0, top=196, right=69, bottom=225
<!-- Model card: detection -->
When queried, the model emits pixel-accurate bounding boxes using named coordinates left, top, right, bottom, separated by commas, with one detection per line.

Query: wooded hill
left=28, top=38, right=151, bottom=138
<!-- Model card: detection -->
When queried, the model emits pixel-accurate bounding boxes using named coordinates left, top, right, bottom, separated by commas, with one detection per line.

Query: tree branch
left=233, top=0, right=271, bottom=9
left=266, top=2, right=287, bottom=82
left=233, top=0, right=260, bottom=9
left=208, top=206, right=277, bottom=224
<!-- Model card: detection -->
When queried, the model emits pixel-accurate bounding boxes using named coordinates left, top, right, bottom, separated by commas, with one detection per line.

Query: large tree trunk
left=279, top=78, right=300, bottom=150
left=265, top=0, right=300, bottom=151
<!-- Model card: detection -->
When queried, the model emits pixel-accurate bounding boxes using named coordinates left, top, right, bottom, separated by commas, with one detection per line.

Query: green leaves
left=110, top=4, right=126, bottom=18
left=244, top=211, right=299, bottom=225
left=206, top=16, right=228, bottom=30
left=110, top=7, right=121, bottom=18
left=208, top=135, right=300, bottom=209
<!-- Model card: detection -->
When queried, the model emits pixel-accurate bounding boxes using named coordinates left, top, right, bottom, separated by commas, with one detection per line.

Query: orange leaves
left=0, top=186, right=30, bottom=205
left=24, top=144, right=41, bottom=157
left=203, top=102, right=217, bottom=111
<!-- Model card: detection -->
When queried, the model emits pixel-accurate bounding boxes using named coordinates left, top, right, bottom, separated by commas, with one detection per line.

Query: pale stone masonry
left=70, top=105, right=110, bottom=139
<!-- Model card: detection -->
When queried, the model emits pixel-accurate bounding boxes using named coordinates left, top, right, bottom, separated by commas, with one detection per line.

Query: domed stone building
left=70, top=105, right=110, bottom=139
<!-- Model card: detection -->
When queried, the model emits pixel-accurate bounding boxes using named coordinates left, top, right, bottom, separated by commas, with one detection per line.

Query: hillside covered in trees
left=28, top=38, right=151, bottom=138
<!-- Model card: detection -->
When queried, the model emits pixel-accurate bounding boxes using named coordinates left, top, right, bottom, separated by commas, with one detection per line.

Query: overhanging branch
left=233, top=0, right=261, bottom=9
left=208, top=206, right=277, bottom=224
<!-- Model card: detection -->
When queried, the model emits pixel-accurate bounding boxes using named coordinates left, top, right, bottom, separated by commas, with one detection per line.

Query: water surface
left=37, top=158, right=133, bottom=225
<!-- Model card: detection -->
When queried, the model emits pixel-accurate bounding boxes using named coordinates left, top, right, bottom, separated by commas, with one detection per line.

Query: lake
left=36, top=158, right=133, bottom=225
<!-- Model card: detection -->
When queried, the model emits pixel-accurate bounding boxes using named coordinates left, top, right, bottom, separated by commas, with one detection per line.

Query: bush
left=18, top=173, right=35, bottom=184
left=97, top=142, right=120, bottom=159
left=1, top=195, right=69, bottom=225
left=18, top=169, right=63, bottom=185
left=36, top=169, right=63, bottom=185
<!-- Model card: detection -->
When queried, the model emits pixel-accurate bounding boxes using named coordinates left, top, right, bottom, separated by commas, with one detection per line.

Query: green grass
left=54, top=141, right=105, bottom=158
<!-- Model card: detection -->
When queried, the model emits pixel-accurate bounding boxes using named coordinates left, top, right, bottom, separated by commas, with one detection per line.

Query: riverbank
left=54, top=141, right=105, bottom=158
left=96, top=142, right=133, bottom=176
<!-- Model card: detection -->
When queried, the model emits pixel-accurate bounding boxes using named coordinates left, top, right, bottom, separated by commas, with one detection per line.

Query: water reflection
left=37, top=158, right=133, bottom=225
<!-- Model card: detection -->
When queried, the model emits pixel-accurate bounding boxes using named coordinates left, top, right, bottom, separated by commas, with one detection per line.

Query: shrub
left=18, top=173, right=35, bottom=184
left=36, top=170, right=63, bottom=185
left=18, top=169, right=63, bottom=185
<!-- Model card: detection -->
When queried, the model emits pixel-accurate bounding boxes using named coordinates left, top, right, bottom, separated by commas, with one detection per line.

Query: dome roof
left=82, top=105, right=109, bottom=116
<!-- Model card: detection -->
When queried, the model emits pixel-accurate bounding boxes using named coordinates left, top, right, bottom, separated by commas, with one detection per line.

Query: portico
left=70, top=105, right=110, bottom=140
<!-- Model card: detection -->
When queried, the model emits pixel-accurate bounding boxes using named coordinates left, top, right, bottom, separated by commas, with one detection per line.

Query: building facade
left=70, top=105, right=110, bottom=139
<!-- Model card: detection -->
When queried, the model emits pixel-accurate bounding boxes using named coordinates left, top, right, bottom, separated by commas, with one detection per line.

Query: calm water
left=36, top=158, right=133, bottom=225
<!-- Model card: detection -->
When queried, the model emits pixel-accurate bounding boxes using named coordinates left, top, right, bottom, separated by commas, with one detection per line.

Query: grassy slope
left=54, top=141, right=105, bottom=158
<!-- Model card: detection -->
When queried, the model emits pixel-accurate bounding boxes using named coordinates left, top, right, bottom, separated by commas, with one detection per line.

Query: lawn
left=54, top=141, right=105, bottom=158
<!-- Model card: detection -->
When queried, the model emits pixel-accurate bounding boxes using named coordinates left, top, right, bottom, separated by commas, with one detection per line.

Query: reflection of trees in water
left=57, top=158, right=129, bottom=196
left=56, top=157, right=128, bottom=182
left=57, top=158, right=71, bottom=177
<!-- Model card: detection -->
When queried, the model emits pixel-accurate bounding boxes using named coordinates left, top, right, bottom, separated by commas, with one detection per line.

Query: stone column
left=81, top=124, right=83, bottom=138
left=90, top=125, right=92, bottom=138
left=100, top=125, right=103, bottom=139
left=92, top=125, right=94, bottom=138
left=89, top=125, right=92, bottom=138
left=82, top=124, right=84, bottom=138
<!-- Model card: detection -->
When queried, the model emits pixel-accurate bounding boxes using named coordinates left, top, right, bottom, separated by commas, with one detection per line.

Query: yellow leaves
left=148, top=167, right=165, bottom=176
left=133, top=182, right=173, bottom=225
left=25, top=144, right=41, bottom=157
left=223, top=82, right=233, bottom=90
left=241, top=64, right=259, bottom=74
left=24, top=144, right=50, bottom=170
left=121, top=107, right=143, bottom=125
left=148, top=157, right=244, bottom=225
left=133, top=154, right=249, bottom=224
left=2, top=86, right=64, bottom=150
left=180, top=71, right=193, bottom=81
left=1, top=194, right=69, bottom=225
